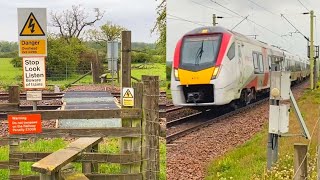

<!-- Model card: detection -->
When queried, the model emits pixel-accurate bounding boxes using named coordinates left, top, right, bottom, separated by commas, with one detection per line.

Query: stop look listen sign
left=23, top=57, right=46, bottom=89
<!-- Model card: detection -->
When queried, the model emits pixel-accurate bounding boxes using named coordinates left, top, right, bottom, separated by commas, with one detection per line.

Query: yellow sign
left=20, top=12, right=45, bottom=36
left=122, top=88, right=134, bottom=107
left=123, top=89, right=134, bottom=98
left=20, top=40, right=46, bottom=56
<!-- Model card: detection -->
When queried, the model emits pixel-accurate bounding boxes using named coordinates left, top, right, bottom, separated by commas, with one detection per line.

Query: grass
left=0, top=58, right=166, bottom=90
left=131, top=63, right=166, bottom=89
left=205, top=85, right=320, bottom=179
left=0, top=58, right=22, bottom=89
left=0, top=138, right=166, bottom=179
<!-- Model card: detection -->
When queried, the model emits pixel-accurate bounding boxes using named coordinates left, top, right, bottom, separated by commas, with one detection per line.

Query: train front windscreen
left=180, top=34, right=222, bottom=71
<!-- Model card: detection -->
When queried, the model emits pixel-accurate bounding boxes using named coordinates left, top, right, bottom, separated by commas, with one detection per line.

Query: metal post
left=32, top=101, right=37, bottom=111
left=267, top=62, right=280, bottom=169
left=310, top=10, right=314, bottom=89
left=213, top=14, right=216, bottom=26
left=111, top=43, right=114, bottom=88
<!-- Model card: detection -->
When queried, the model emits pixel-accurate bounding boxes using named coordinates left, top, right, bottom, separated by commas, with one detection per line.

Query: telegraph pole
left=310, top=10, right=315, bottom=89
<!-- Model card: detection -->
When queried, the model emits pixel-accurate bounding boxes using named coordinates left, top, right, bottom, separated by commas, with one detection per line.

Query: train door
left=237, top=42, right=244, bottom=87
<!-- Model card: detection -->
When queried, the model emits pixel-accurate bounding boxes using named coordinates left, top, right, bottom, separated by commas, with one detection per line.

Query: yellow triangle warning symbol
left=20, top=12, right=45, bottom=36
left=123, top=89, right=133, bottom=98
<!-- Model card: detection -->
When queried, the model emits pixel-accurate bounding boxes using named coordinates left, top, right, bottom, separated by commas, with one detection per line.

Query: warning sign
left=8, top=114, right=42, bottom=135
left=20, top=12, right=45, bottom=36
left=122, top=88, right=134, bottom=107
left=20, top=39, right=46, bottom=56
left=18, top=8, right=47, bottom=57
left=23, top=57, right=46, bottom=89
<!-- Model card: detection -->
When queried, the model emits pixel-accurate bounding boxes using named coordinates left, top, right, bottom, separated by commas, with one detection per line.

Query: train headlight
left=211, top=67, right=220, bottom=79
left=174, top=68, right=179, bottom=81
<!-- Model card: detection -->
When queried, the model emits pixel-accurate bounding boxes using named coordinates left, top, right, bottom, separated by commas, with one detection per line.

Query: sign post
left=107, top=41, right=119, bottom=88
left=18, top=8, right=47, bottom=110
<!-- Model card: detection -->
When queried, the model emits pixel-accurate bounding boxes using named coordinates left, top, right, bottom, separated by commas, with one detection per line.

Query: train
left=170, top=26, right=310, bottom=107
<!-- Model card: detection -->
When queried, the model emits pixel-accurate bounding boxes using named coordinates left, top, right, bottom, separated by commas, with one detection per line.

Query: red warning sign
left=8, top=114, right=42, bottom=135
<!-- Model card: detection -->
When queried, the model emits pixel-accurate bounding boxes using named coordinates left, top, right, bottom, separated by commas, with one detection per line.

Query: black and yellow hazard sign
left=122, top=88, right=134, bottom=107
left=20, top=12, right=45, bottom=36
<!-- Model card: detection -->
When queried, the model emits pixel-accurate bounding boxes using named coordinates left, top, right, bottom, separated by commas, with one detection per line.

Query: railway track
left=111, top=91, right=166, bottom=98
left=166, top=80, right=308, bottom=144
left=0, top=93, right=64, bottom=100
left=166, top=97, right=269, bottom=144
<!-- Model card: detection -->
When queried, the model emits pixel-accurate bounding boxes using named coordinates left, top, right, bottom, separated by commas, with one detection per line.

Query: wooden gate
left=0, top=76, right=160, bottom=180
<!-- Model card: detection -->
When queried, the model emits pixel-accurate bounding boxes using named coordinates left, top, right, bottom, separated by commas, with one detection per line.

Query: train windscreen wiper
left=195, top=41, right=204, bottom=65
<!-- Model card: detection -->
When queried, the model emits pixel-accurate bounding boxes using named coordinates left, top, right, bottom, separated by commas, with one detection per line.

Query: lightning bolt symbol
left=28, top=18, right=35, bottom=33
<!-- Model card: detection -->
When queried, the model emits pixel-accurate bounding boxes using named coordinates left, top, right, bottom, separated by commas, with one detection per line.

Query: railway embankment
left=167, top=81, right=309, bottom=180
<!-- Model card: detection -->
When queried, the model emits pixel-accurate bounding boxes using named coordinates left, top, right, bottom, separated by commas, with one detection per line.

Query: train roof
left=185, top=26, right=308, bottom=61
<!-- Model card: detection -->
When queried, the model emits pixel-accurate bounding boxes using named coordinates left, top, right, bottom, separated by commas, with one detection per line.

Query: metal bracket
left=289, top=90, right=311, bottom=139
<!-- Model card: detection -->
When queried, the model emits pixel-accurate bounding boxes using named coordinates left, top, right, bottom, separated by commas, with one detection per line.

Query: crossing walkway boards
left=58, top=91, right=121, bottom=128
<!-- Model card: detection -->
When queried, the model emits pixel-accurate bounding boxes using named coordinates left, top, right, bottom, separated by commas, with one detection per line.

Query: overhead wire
left=297, top=0, right=310, bottom=12
left=190, top=0, right=240, bottom=18
left=167, top=17, right=211, bottom=26
left=231, top=15, right=249, bottom=30
left=167, top=14, right=207, bottom=26
left=247, top=0, right=277, bottom=16
left=210, top=0, right=284, bottom=38
left=281, top=14, right=310, bottom=41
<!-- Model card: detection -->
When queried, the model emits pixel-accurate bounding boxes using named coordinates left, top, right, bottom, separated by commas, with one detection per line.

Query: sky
left=167, top=0, right=320, bottom=61
left=0, top=0, right=159, bottom=43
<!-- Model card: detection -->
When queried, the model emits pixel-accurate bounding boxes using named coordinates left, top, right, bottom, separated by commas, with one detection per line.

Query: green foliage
left=132, top=52, right=152, bottom=63
left=166, top=65, right=171, bottom=81
left=0, top=41, right=18, bottom=53
left=10, top=56, right=22, bottom=67
left=153, top=0, right=166, bottom=56
left=46, top=37, right=91, bottom=80
left=88, top=21, right=126, bottom=46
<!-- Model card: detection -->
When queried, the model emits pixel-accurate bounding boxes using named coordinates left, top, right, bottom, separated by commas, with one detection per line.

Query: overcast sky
left=0, top=0, right=159, bottom=43
left=167, top=0, right=320, bottom=61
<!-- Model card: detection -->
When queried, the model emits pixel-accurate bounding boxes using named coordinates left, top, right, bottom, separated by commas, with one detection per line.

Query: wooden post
left=9, top=139, right=20, bottom=178
left=82, top=144, right=99, bottom=174
left=120, top=30, right=133, bottom=174
left=91, top=51, right=101, bottom=84
left=121, top=31, right=131, bottom=88
left=294, top=143, right=308, bottom=180
left=8, top=86, right=19, bottom=104
left=142, top=76, right=160, bottom=180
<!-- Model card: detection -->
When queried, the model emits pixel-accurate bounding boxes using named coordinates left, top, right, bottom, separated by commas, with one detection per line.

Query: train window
left=258, top=54, right=264, bottom=73
left=227, top=43, right=235, bottom=60
left=268, top=56, right=272, bottom=70
left=253, top=53, right=259, bottom=72
left=180, top=35, right=222, bottom=66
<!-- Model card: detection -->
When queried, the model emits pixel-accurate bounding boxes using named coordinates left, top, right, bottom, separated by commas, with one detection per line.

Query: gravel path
left=166, top=81, right=309, bottom=180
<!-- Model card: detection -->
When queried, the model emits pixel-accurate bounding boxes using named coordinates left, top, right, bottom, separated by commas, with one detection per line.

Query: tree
left=50, top=5, right=104, bottom=42
left=153, top=0, right=166, bottom=55
left=88, top=22, right=127, bottom=46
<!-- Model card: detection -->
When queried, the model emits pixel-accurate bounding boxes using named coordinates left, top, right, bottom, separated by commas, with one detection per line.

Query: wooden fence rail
left=0, top=75, right=160, bottom=180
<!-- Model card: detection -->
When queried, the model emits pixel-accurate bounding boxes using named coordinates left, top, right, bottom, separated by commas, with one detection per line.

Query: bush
left=10, top=56, right=22, bottom=67
left=166, top=65, right=172, bottom=81
left=46, top=37, right=88, bottom=80
left=132, top=52, right=152, bottom=63
left=0, top=51, right=18, bottom=58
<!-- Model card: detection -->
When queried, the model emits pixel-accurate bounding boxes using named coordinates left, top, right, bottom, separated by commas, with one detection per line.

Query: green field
left=205, top=85, right=319, bottom=179
left=0, top=58, right=166, bottom=90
